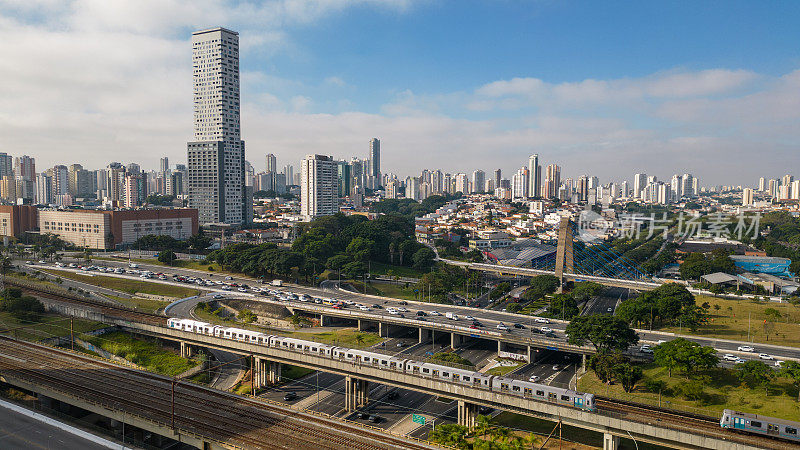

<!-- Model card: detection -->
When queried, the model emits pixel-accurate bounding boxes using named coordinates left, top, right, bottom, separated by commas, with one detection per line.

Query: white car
left=758, top=353, right=774, bottom=360
left=464, top=315, right=475, bottom=321
left=496, top=323, right=509, bottom=331
left=640, top=345, right=653, bottom=354
left=429, top=311, right=441, bottom=316
left=528, top=375, right=540, bottom=382
left=397, top=307, right=408, bottom=312
left=775, top=360, right=785, bottom=367
left=723, top=354, right=738, bottom=361
left=738, top=346, right=754, bottom=352
left=359, top=305, right=371, bottom=311
left=343, top=300, right=355, bottom=305
left=387, top=308, right=399, bottom=315
left=540, top=327, right=552, bottom=333
left=734, top=358, right=747, bottom=364
left=534, top=318, right=550, bottom=324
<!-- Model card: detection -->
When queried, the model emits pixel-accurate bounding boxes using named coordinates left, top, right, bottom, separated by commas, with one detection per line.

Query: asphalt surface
left=39, top=258, right=800, bottom=368
left=581, top=286, right=630, bottom=316
left=0, top=405, right=112, bottom=450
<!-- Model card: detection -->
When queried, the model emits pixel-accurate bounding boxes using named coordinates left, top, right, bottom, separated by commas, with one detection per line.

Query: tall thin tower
left=187, top=27, right=245, bottom=225
left=528, top=154, right=540, bottom=198
left=369, top=138, right=381, bottom=189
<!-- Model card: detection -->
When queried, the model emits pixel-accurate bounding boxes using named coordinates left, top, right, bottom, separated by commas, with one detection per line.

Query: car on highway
left=496, top=323, right=509, bottom=331
left=371, top=304, right=381, bottom=309
left=387, top=308, right=399, bottom=315
left=397, top=307, right=408, bottom=312
left=734, top=358, right=747, bottom=364
left=540, top=327, right=552, bottom=333
left=759, top=353, right=774, bottom=360
left=534, top=318, right=550, bottom=324
left=464, top=315, right=475, bottom=321
left=221, top=285, right=231, bottom=291
left=738, top=346, right=754, bottom=352
left=471, top=320, right=482, bottom=327
left=552, top=365, right=561, bottom=371
left=283, top=392, right=298, bottom=401
left=513, top=323, right=525, bottom=329
left=399, top=301, right=408, bottom=305
left=528, top=375, right=540, bottom=382
left=356, top=412, right=367, bottom=419
left=368, top=414, right=381, bottom=423
left=723, top=354, right=738, bottom=361
left=359, top=305, right=371, bottom=311
left=212, top=294, right=225, bottom=299
left=416, top=310, right=427, bottom=316
left=639, top=345, right=653, bottom=354
left=429, top=311, right=441, bottom=316
left=237, top=287, right=248, bottom=292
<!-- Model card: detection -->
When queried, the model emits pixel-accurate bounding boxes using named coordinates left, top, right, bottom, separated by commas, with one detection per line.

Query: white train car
left=332, top=348, right=407, bottom=371
left=214, top=326, right=267, bottom=344
left=406, top=361, right=493, bottom=388
left=491, top=377, right=595, bottom=411
left=270, top=336, right=335, bottom=356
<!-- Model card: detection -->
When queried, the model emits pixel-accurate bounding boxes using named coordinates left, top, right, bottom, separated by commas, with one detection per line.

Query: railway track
left=7, top=278, right=166, bottom=326
left=596, top=397, right=797, bottom=449
left=0, top=336, right=436, bottom=450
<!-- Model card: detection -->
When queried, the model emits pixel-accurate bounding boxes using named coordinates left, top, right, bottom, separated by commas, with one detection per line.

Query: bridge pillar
left=179, top=341, right=192, bottom=358
left=345, top=376, right=368, bottom=411
left=554, top=216, right=574, bottom=292
left=319, top=314, right=329, bottom=327
left=268, top=361, right=282, bottom=384
left=603, top=433, right=619, bottom=450
left=419, top=327, right=431, bottom=343
left=497, top=341, right=505, bottom=355
left=358, top=319, right=367, bottom=332
left=456, top=400, right=478, bottom=429
left=450, top=333, right=463, bottom=350
left=527, top=346, right=531, bottom=362
left=378, top=322, right=388, bottom=338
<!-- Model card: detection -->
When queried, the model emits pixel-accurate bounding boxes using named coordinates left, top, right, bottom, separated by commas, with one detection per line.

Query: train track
left=0, top=336, right=436, bottom=450
left=596, top=397, right=798, bottom=449
left=6, top=278, right=166, bottom=326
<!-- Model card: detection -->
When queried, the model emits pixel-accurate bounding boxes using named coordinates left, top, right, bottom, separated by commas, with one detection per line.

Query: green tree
left=570, top=282, right=605, bottom=302
left=778, top=361, right=800, bottom=401
left=505, top=302, right=521, bottom=313
left=566, top=314, right=639, bottom=353
left=412, top=247, right=436, bottom=271
left=158, top=249, right=177, bottom=266
left=737, top=360, right=774, bottom=393
left=325, top=254, right=351, bottom=271
left=588, top=351, right=628, bottom=384
left=0, top=288, right=44, bottom=321
left=653, top=338, right=717, bottom=378
left=428, top=423, right=469, bottom=449
left=614, top=363, right=644, bottom=393
left=346, top=237, right=375, bottom=262
left=547, top=294, right=579, bottom=320
left=522, top=274, right=560, bottom=301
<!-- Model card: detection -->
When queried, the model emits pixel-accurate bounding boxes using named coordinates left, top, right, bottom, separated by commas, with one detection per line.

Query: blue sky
left=1, top=0, right=799, bottom=186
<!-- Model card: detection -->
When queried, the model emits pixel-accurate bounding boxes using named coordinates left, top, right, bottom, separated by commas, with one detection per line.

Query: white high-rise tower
left=301, top=155, right=339, bottom=219
left=187, top=27, right=246, bottom=225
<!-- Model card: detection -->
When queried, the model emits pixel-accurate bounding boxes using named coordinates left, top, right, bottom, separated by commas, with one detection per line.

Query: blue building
left=730, top=255, right=793, bottom=277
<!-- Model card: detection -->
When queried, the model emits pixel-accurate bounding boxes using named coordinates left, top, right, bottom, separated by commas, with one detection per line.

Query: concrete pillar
left=457, top=400, right=477, bottom=429
left=450, top=333, right=459, bottom=350
left=180, top=341, right=192, bottom=358
left=497, top=340, right=505, bottom=355
left=582, top=354, right=587, bottom=371
left=527, top=346, right=532, bottom=362
left=358, top=319, right=366, bottom=332
left=418, top=327, right=431, bottom=344
left=603, top=433, right=619, bottom=450
left=268, top=361, right=282, bottom=384
left=345, top=376, right=355, bottom=412
left=378, top=322, right=388, bottom=338
left=357, top=379, right=369, bottom=407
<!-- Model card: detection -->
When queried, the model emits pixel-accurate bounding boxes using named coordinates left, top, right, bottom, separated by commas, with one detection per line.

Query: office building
left=455, top=173, right=469, bottom=194
left=336, top=160, right=351, bottom=198
left=472, top=170, right=485, bottom=194
left=39, top=208, right=198, bottom=250
left=633, top=173, right=647, bottom=199
left=266, top=153, right=277, bottom=174
left=544, top=164, right=560, bottom=199
left=528, top=154, right=540, bottom=198
left=368, top=138, right=381, bottom=189
left=0, top=153, right=12, bottom=178
left=301, top=155, right=338, bottom=219
left=187, top=27, right=246, bottom=225
left=14, top=156, right=35, bottom=181
left=742, top=188, right=754, bottom=206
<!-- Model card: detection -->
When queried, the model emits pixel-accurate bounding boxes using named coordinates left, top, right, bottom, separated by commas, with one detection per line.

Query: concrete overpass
left=111, top=318, right=781, bottom=450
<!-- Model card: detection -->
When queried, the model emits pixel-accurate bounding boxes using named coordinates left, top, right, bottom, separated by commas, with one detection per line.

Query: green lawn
left=371, top=282, right=423, bottom=301
left=104, top=294, right=169, bottom=314
left=578, top=362, right=800, bottom=421
left=484, top=363, right=523, bottom=376
left=660, top=295, right=800, bottom=348
left=367, top=261, right=427, bottom=279
left=0, top=312, right=105, bottom=342
left=85, top=331, right=197, bottom=376
left=42, top=269, right=201, bottom=299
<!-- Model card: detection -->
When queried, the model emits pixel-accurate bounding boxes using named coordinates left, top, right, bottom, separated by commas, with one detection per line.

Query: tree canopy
left=566, top=314, right=639, bottom=352
left=652, top=338, right=717, bottom=378
left=616, top=283, right=705, bottom=330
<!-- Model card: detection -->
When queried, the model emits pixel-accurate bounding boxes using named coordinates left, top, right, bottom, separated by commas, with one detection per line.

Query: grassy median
left=85, top=331, right=197, bottom=376
left=0, top=311, right=105, bottom=342
left=42, top=269, right=201, bottom=299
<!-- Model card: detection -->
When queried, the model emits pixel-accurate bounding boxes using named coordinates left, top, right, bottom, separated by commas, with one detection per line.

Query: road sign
left=412, top=414, right=426, bottom=425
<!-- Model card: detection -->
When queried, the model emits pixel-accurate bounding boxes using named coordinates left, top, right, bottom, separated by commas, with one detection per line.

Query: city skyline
left=1, top=1, right=799, bottom=185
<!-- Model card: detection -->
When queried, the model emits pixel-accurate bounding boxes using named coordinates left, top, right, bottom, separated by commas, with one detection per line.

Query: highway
left=35, top=258, right=800, bottom=369
left=0, top=402, right=118, bottom=450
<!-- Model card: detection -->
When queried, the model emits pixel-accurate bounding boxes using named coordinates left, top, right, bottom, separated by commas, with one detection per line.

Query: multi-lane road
left=34, top=257, right=800, bottom=367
